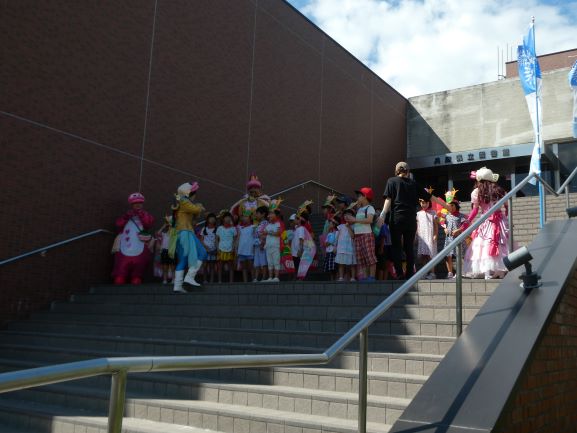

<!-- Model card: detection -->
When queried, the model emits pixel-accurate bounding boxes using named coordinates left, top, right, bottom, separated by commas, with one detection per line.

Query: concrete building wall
left=0, top=0, right=407, bottom=324
left=407, top=68, right=574, bottom=158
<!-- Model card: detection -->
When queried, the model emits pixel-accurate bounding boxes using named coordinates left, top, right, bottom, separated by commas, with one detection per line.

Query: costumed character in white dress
left=111, top=193, right=155, bottom=285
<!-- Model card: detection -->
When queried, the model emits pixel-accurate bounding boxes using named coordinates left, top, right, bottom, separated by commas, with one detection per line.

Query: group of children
left=113, top=167, right=510, bottom=287
left=154, top=205, right=288, bottom=284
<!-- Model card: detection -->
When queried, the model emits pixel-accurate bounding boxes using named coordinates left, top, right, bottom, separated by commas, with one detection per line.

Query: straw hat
left=475, top=167, right=499, bottom=182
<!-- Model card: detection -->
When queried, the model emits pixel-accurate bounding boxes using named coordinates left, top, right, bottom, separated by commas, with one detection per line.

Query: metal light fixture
left=503, top=246, right=541, bottom=291
left=566, top=206, right=577, bottom=218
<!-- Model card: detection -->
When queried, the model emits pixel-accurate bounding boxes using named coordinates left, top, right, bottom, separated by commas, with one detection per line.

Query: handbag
left=111, top=234, right=122, bottom=254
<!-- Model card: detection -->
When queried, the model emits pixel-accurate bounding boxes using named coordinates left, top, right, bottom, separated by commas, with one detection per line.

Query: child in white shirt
left=237, top=214, right=255, bottom=282
left=264, top=211, right=282, bottom=282
left=336, top=209, right=357, bottom=281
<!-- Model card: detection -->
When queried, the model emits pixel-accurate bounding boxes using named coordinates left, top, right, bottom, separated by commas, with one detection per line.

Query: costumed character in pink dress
left=230, top=174, right=271, bottom=219
left=463, top=167, right=510, bottom=279
left=171, top=182, right=208, bottom=292
left=112, top=192, right=155, bottom=285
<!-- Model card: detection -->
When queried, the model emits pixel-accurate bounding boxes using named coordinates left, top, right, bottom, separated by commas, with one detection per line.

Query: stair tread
left=0, top=398, right=222, bottom=433
left=0, top=397, right=391, bottom=433
left=0, top=354, right=435, bottom=380
left=0, top=330, right=458, bottom=350
left=5, top=378, right=412, bottom=409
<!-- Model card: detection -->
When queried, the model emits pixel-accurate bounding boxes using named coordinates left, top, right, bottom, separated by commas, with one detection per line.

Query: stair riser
left=5, top=322, right=458, bottom=354
left=89, top=281, right=498, bottom=296
left=0, top=407, right=375, bottom=433
left=33, top=313, right=468, bottom=337
left=2, top=384, right=407, bottom=425
left=49, top=302, right=482, bottom=322
left=0, top=355, right=423, bottom=398
left=0, top=409, right=107, bottom=433
left=74, top=292, right=490, bottom=307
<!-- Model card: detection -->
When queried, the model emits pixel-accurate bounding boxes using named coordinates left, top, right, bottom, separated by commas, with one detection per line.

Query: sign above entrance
left=408, top=142, right=534, bottom=169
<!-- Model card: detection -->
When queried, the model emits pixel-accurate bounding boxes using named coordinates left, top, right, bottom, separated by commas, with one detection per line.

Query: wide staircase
left=0, top=279, right=498, bottom=433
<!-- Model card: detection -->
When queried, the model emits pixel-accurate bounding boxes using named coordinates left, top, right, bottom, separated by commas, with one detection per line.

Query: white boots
left=184, top=261, right=202, bottom=287
left=173, top=262, right=203, bottom=293
left=173, top=270, right=186, bottom=293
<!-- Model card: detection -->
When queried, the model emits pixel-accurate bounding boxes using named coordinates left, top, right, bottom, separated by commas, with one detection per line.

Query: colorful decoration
left=427, top=187, right=460, bottom=227
left=269, top=197, right=283, bottom=212
left=297, top=200, right=313, bottom=217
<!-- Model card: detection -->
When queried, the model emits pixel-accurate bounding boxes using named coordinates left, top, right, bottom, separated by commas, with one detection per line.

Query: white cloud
left=291, top=0, right=577, bottom=97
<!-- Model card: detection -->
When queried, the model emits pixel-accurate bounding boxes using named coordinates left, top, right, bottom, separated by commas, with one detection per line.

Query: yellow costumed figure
left=171, top=182, right=207, bottom=293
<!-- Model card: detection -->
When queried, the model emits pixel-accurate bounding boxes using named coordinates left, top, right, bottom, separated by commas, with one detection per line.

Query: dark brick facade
left=506, top=48, right=577, bottom=78
left=495, top=269, right=577, bottom=433
left=0, top=0, right=407, bottom=324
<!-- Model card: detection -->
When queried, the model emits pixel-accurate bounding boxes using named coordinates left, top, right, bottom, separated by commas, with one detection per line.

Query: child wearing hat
left=441, top=195, right=468, bottom=279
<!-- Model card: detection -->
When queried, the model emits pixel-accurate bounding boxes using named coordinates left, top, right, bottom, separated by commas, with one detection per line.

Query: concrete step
left=0, top=395, right=392, bottom=433
left=0, top=398, right=225, bottom=433
left=2, top=374, right=410, bottom=426
left=47, top=300, right=483, bottom=324
left=88, top=280, right=499, bottom=296
left=0, top=350, right=428, bottom=398
left=34, top=308, right=475, bottom=336
left=0, top=326, right=457, bottom=358
left=6, top=319, right=469, bottom=352
left=72, top=290, right=491, bottom=308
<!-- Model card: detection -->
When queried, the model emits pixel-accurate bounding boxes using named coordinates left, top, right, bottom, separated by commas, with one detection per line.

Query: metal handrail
left=0, top=229, right=114, bottom=267
left=268, top=179, right=344, bottom=198
left=0, top=171, right=567, bottom=433
left=557, top=164, right=577, bottom=195
left=196, top=179, right=344, bottom=225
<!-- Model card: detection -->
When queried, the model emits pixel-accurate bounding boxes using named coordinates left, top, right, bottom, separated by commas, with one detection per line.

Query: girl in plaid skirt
left=346, top=187, right=378, bottom=282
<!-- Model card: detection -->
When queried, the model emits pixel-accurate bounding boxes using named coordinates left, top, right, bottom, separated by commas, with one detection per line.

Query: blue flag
left=570, top=59, right=577, bottom=138
left=517, top=24, right=542, bottom=95
left=570, top=59, right=577, bottom=87
left=517, top=21, right=542, bottom=180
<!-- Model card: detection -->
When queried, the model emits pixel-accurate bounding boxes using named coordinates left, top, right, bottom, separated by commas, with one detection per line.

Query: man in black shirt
left=378, top=162, right=432, bottom=279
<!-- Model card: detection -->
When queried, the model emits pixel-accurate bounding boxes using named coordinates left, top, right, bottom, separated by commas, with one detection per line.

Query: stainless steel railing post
left=358, top=329, right=368, bottom=433
left=508, top=197, right=514, bottom=252
left=566, top=186, right=571, bottom=210
left=108, top=371, right=127, bottom=433
left=456, top=243, right=463, bottom=336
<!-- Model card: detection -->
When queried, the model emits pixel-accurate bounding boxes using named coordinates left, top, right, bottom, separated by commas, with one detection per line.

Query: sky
left=286, top=0, right=577, bottom=97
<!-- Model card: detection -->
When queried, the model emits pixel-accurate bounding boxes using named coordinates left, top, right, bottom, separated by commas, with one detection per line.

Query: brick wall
left=495, top=268, right=577, bottom=433
left=506, top=48, right=577, bottom=78
left=1, top=0, right=407, bottom=325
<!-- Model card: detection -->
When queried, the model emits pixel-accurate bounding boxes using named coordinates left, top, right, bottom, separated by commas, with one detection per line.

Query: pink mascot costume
left=112, top=192, right=155, bottom=285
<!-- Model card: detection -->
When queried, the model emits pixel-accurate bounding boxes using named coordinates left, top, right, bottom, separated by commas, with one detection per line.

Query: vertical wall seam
left=246, top=0, right=259, bottom=180
left=370, top=80, right=374, bottom=187
left=138, top=0, right=159, bottom=192
left=318, top=37, right=325, bottom=184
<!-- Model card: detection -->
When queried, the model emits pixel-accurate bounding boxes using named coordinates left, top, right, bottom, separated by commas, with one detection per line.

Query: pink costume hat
left=246, top=173, right=262, bottom=190
left=128, top=192, right=145, bottom=204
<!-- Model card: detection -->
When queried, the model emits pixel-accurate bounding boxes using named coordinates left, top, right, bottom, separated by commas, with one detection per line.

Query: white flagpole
left=532, top=16, right=544, bottom=228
